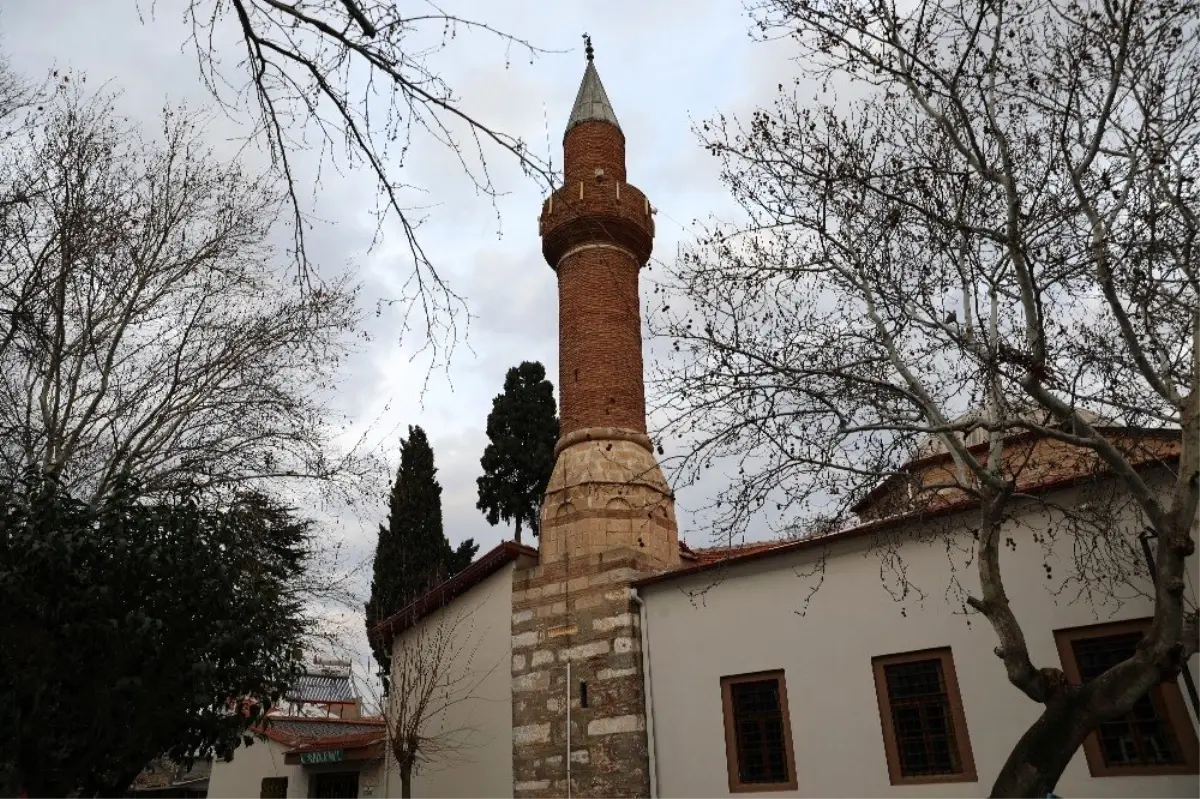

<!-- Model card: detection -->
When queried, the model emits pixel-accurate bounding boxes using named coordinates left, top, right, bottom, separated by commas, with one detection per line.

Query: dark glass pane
left=884, top=658, right=963, bottom=777
left=260, top=778, right=287, bottom=799
left=1070, top=633, right=1183, bottom=767
left=730, top=678, right=790, bottom=784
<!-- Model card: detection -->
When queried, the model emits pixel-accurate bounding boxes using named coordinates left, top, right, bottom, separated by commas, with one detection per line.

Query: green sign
left=301, top=749, right=344, bottom=765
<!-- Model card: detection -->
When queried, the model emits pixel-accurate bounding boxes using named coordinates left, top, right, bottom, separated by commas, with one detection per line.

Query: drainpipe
left=566, top=660, right=572, bottom=799
left=630, top=588, right=658, bottom=799
left=1138, top=528, right=1200, bottom=718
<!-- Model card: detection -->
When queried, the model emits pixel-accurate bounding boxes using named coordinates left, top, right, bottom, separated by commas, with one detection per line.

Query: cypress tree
left=365, top=425, right=476, bottom=672
left=476, top=362, right=560, bottom=545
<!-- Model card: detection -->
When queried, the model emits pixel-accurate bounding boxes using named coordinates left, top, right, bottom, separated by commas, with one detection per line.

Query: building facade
left=207, top=663, right=387, bottom=798
left=367, top=49, right=1200, bottom=799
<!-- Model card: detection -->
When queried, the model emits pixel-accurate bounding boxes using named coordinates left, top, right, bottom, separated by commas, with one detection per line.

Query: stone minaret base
left=510, top=427, right=678, bottom=798
left=511, top=548, right=660, bottom=798
left=538, top=427, right=679, bottom=571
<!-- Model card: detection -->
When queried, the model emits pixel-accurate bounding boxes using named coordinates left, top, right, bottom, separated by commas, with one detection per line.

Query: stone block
left=514, top=671, right=551, bottom=693
left=597, top=666, right=638, bottom=680
left=514, top=723, right=552, bottom=746
left=532, top=649, right=555, bottom=667
left=512, top=631, right=540, bottom=649
left=561, top=640, right=610, bottom=661
left=513, top=653, right=526, bottom=672
left=515, top=780, right=551, bottom=792
left=544, top=755, right=563, bottom=768
left=614, top=636, right=638, bottom=654
left=592, top=612, right=637, bottom=632
left=587, top=714, right=644, bottom=736
left=513, top=609, right=535, bottom=625
left=570, top=749, right=590, bottom=764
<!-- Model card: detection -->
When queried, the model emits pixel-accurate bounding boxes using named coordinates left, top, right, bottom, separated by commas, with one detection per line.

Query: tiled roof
left=685, top=540, right=793, bottom=565
left=369, top=540, right=538, bottom=647
left=636, top=429, right=1181, bottom=589
left=258, top=716, right=384, bottom=746
left=286, top=672, right=356, bottom=704
left=284, top=729, right=384, bottom=755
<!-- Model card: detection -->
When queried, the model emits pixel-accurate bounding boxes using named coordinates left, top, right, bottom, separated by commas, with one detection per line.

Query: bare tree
left=652, top=1, right=1198, bottom=795
left=383, top=596, right=502, bottom=798
left=171, top=0, right=558, bottom=357
left=0, top=82, right=368, bottom=505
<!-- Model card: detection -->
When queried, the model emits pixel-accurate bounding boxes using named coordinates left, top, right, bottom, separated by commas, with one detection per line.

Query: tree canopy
left=476, top=361, right=559, bottom=544
left=0, top=78, right=363, bottom=506
left=366, top=425, right=477, bottom=673
left=0, top=474, right=309, bottom=797
left=654, top=1, right=1198, bottom=795
left=0, top=66, right=362, bottom=796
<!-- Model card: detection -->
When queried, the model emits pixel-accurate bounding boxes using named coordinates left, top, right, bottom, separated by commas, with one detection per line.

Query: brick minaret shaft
left=511, top=40, right=679, bottom=799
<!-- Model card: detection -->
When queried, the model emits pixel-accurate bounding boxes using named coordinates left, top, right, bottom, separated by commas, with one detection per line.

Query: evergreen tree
left=365, top=426, right=476, bottom=672
left=0, top=474, right=308, bottom=796
left=476, top=362, right=560, bottom=545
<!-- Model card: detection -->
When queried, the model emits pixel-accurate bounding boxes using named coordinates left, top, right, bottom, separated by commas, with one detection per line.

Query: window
left=260, top=777, right=288, bottom=798
left=871, top=648, right=977, bottom=785
left=1055, top=619, right=1199, bottom=777
left=720, top=670, right=798, bottom=792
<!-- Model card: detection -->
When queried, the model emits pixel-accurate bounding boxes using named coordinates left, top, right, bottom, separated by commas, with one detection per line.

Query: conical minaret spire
left=567, top=35, right=620, bottom=135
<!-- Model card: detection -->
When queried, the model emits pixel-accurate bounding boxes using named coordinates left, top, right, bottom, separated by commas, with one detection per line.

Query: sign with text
left=300, top=749, right=344, bottom=765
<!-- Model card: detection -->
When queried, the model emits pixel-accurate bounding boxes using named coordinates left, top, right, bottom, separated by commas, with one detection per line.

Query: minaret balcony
left=539, top=177, right=655, bottom=268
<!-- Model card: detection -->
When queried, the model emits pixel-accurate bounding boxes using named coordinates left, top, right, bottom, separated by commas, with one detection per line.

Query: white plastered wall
left=643, top=481, right=1199, bottom=798
left=382, top=561, right=517, bottom=798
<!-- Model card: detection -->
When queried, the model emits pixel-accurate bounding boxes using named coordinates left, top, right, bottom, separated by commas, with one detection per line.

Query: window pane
left=260, top=777, right=287, bottom=799
left=1070, top=633, right=1184, bottom=767
left=730, top=678, right=790, bottom=784
left=884, top=659, right=963, bottom=777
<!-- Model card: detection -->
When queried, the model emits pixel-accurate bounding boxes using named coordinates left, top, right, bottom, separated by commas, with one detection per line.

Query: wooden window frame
left=871, top=647, right=978, bottom=786
left=1054, top=618, right=1199, bottom=778
left=720, top=669, right=799, bottom=793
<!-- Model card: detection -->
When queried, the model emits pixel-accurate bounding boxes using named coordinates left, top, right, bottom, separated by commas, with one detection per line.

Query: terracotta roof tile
left=284, top=729, right=384, bottom=755
left=255, top=716, right=384, bottom=746
left=686, top=540, right=792, bottom=565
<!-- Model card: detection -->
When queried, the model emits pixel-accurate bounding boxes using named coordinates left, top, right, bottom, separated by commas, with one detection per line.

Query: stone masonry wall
left=511, top=550, right=659, bottom=798
left=539, top=435, right=679, bottom=570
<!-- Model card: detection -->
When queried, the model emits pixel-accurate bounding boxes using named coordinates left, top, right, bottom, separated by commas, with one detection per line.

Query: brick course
left=541, top=120, right=654, bottom=438
left=563, top=120, right=627, bottom=186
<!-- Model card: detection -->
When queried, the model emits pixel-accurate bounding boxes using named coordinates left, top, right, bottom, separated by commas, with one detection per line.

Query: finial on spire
left=583, top=33, right=594, bottom=62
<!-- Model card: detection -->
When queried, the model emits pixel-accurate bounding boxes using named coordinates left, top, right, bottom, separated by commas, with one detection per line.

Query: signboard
left=300, top=749, right=344, bottom=765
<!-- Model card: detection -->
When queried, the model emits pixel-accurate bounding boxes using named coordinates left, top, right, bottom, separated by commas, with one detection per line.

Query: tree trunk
left=400, top=762, right=412, bottom=799
left=989, top=693, right=1095, bottom=798
left=514, top=517, right=522, bottom=546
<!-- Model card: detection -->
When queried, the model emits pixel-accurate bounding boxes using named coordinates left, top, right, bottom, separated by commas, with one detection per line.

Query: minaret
left=510, top=39, right=677, bottom=799
left=536, top=37, right=679, bottom=570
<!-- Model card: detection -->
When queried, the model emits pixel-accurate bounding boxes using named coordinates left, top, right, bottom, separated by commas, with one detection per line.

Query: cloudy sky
left=2, top=0, right=803, bottom=671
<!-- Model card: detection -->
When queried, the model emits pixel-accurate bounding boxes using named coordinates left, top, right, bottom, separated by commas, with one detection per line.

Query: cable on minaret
left=583, top=33, right=594, bottom=62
